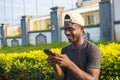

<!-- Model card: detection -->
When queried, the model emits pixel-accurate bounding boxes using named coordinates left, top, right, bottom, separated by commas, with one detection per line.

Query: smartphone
left=43, top=49, right=55, bottom=56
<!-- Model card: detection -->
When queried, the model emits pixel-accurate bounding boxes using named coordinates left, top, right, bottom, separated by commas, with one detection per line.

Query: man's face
left=64, top=22, right=84, bottom=43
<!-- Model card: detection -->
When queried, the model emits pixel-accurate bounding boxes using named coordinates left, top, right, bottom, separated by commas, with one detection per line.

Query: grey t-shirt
left=61, top=40, right=101, bottom=80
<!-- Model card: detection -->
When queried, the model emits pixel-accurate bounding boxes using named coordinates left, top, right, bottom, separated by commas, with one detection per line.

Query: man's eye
left=69, top=28, right=74, bottom=31
left=64, top=27, right=75, bottom=32
left=64, top=28, right=67, bottom=31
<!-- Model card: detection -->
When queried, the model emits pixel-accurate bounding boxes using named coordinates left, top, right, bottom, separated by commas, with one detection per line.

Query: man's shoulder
left=84, top=40, right=99, bottom=49
left=61, top=44, right=72, bottom=53
left=62, top=44, right=72, bottom=50
left=84, top=40, right=101, bottom=54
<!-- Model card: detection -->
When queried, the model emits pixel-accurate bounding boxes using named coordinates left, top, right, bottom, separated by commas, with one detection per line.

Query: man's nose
left=64, top=30, right=70, bottom=35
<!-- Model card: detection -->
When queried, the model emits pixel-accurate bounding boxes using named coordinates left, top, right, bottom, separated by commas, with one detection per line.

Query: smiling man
left=48, top=12, right=101, bottom=80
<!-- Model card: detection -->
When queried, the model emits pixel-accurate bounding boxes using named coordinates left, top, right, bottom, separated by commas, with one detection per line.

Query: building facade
left=0, top=0, right=120, bottom=46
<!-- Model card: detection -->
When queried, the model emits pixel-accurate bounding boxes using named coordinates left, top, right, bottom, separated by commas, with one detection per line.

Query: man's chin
left=68, top=39, right=73, bottom=43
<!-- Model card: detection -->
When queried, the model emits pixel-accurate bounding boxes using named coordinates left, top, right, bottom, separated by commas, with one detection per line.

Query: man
left=48, top=12, right=101, bottom=80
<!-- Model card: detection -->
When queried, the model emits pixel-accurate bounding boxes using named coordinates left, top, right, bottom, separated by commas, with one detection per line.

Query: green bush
left=0, top=42, right=120, bottom=80
left=0, top=42, right=69, bottom=53
left=0, top=51, right=56, bottom=80
left=99, top=42, right=120, bottom=80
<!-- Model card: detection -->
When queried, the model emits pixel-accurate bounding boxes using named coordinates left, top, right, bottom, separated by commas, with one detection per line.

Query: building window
left=88, top=15, right=94, bottom=25
left=85, top=14, right=94, bottom=25
left=82, top=0, right=90, bottom=2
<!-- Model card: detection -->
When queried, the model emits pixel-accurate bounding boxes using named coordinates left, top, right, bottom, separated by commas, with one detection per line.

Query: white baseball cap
left=64, top=12, right=85, bottom=26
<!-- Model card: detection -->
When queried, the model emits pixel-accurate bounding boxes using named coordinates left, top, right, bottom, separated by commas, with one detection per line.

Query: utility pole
left=4, top=0, right=6, bottom=22
left=23, top=0, right=26, bottom=15
left=36, top=0, right=38, bottom=17
left=11, top=0, right=14, bottom=25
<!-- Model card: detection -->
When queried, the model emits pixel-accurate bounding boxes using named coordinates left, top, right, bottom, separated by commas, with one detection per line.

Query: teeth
left=67, top=35, right=72, bottom=39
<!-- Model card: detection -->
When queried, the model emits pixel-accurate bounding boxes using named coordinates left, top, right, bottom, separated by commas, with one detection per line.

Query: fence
left=0, top=0, right=120, bottom=46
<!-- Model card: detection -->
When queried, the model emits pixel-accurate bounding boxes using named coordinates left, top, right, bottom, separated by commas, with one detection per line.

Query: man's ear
left=80, top=26, right=85, bottom=33
left=76, top=24, right=84, bottom=33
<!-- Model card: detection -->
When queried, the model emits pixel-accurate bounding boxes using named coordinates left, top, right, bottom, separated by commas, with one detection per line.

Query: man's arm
left=52, top=64, right=65, bottom=80
left=48, top=55, right=65, bottom=80
left=54, top=54, right=100, bottom=80
left=67, top=60, right=100, bottom=80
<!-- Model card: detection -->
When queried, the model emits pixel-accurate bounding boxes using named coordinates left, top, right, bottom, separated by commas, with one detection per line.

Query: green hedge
left=0, top=42, right=120, bottom=80
left=0, top=51, right=56, bottom=80
left=99, top=42, right=120, bottom=80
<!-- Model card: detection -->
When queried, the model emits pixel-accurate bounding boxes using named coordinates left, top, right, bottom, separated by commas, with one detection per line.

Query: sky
left=0, top=0, right=77, bottom=25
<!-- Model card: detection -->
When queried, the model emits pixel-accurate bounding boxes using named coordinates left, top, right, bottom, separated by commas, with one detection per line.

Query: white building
left=0, top=0, right=120, bottom=46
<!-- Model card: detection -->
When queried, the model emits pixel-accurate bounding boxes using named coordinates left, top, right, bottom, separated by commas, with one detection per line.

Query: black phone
left=43, top=49, right=55, bottom=56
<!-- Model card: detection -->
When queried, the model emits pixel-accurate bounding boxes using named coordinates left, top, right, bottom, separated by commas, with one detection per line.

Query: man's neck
left=72, top=38, right=84, bottom=49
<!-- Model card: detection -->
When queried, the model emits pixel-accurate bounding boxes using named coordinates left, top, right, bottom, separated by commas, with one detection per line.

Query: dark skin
left=48, top=22, right=100, bottom=80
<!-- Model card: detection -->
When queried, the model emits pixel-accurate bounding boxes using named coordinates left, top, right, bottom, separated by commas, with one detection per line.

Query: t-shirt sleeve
left=87, top=44, right=102, bottom=69
left=61, top=47, right=67, bottom=54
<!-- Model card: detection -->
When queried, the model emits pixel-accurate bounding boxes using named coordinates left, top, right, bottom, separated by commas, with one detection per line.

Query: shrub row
left=0, top=49, right=61, bottom=80
left=98, top=42, right=120, bottom=80
left=0, top=42, right=120, bottom=80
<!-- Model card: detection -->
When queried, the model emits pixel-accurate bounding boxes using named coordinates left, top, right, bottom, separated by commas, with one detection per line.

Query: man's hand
left=48, top=53, right=57, bottom=66
left=49, top=54, right=72, bottom=67
left=48, top=53, right=66, bottom=80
